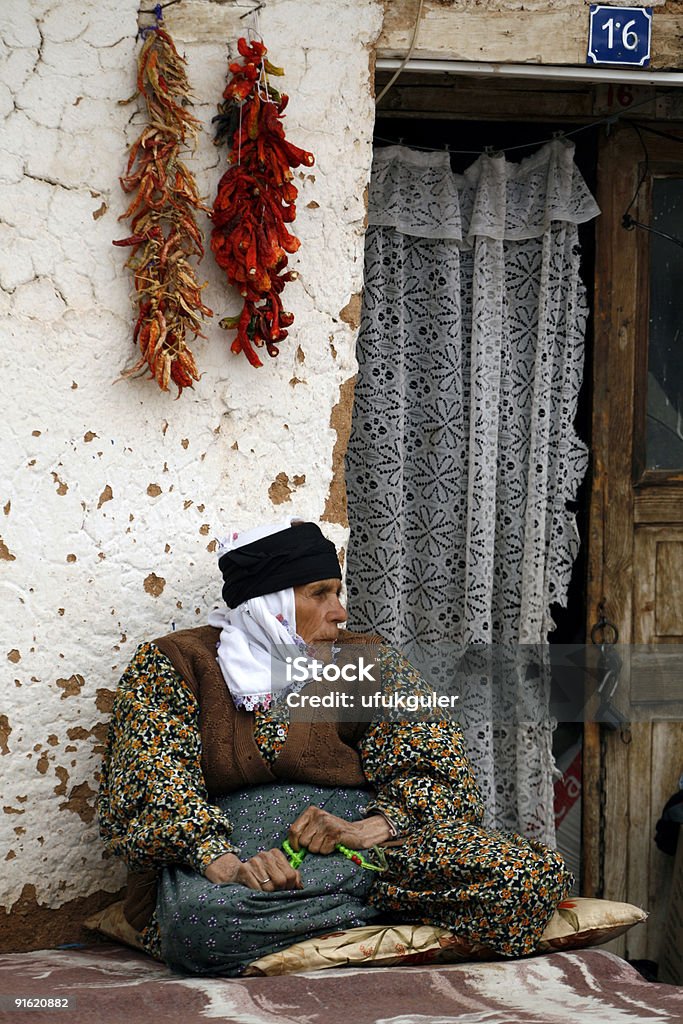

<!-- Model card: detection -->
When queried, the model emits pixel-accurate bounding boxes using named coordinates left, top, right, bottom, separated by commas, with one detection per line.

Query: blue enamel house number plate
left=588, top=5, right=652, bottom=66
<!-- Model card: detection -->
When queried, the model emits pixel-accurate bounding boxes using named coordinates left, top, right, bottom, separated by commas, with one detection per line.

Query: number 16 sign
left=587, top=5, right=652, bottom=66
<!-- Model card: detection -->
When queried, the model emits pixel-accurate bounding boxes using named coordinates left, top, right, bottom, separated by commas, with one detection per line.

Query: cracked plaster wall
left=1, top=0, right=383, bottom=939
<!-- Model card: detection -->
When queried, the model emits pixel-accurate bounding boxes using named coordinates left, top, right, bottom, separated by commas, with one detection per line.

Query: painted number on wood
left=587, top=5, right=652, bottom=66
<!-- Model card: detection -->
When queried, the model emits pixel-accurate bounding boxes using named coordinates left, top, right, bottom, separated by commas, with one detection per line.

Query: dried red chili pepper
left=210, top=36, right=314, bottom=366
left=113, top=19, right=212, bottom=395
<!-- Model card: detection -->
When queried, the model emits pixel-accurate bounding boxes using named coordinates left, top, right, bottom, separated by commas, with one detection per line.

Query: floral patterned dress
left=97, top=642, right=571, bottom=972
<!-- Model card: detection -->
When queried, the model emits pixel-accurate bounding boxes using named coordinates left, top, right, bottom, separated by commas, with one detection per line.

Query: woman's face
left=294, top=578, right=346, bottom=644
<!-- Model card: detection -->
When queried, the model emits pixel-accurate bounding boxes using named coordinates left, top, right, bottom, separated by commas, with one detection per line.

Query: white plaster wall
left=0, top=0, right=383, bottom=913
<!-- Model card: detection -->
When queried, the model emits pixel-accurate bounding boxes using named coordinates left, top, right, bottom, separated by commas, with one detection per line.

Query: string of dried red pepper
left=210, top=36, right=314, bottom=367
left=114, top=12, right=212, bottom=396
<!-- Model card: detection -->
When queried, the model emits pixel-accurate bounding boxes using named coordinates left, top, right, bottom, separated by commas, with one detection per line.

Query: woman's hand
left=287, top=806, right=392, bottom=854
left=204, top=849, right=303, bottom=891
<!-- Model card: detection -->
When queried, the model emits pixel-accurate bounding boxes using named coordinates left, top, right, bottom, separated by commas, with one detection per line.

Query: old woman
left=97, top=518, right=571, bottom=975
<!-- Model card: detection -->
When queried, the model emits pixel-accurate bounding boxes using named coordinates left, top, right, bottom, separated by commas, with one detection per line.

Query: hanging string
left=621, top=121, right=650, bottom=225
left=238, top=1, right=268, bottom=99
left=239, top=1, right=266, bottom=19
left=374, top=121, right=599, bottom=158
left=139, top=0, right=177, bottom=13
left=255, top=30, right=270, bottom=103
left=633, top=122, right=683, bottom=145
left=375, top=0, right=425, bottom=105
left=374, top=86, right=676, bottom=159
left=138, top=2, right=166, bottom=39
left=138, top=0, right=175, bottom=9
left=139, top=0, right=265, bottom=34
left=621, top=121, right=683, bottom=248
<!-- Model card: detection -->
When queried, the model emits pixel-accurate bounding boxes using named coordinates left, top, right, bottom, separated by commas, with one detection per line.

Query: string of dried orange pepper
left=210, top=36, right=314, bottom=367
left=114, top=6, right=212, bottom=396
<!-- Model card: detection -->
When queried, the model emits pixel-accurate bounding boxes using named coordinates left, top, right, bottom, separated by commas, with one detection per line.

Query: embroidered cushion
left=243, top=898, right=647, bottom=975
left=86, top=896, right=647, bottom=973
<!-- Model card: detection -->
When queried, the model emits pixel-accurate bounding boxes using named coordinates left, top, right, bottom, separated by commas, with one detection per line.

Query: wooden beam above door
left=376, top=73, right=683, bottom=126
left=377, top=1, right=683, bottom=71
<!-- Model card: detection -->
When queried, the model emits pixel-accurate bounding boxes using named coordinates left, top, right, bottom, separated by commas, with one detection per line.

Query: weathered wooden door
left=585, top=122, right=683, bottom=961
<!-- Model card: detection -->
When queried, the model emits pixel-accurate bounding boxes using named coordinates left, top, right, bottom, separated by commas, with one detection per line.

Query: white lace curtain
left=346, top=140, right=599, bottom=844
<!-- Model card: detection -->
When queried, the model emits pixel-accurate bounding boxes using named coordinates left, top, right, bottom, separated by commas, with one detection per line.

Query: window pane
left=647, top=178, right=683, bottom=470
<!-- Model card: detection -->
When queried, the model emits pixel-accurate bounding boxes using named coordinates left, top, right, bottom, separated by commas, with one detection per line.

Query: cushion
left=537, top=897, right=648, bottom=953
left=244, top=897, right=647, bottom=976
left=85, top=896, right=647, bottom=974
left=242, top=923, right=493, bottom=976
left=84, top=901, right=146, bottom=952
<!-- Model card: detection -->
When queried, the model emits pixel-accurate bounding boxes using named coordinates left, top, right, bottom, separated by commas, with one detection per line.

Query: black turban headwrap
left=219, top=523, right=341, bottom=609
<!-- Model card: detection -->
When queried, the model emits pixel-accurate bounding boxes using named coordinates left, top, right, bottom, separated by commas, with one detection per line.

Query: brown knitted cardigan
left=123, top=625, right=382, bottom=930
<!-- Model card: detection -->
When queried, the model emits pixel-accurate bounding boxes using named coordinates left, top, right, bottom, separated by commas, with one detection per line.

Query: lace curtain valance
left=367, top=140, right=600, bottom=242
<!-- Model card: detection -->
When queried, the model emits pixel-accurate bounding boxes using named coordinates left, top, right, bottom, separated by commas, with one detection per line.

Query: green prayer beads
left=282, top=838, right=307, bottom=868
left=282, top=837, right=386, bottom=872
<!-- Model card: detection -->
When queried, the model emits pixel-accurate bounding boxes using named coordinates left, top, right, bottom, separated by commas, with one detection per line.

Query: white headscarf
left=207, top=517, right=320, bottom=711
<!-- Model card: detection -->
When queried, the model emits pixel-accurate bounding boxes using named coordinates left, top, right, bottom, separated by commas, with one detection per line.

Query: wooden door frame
left=583, top=123, right=640, bottom=901
left=584, top=122, right=683, bottom=958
